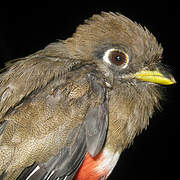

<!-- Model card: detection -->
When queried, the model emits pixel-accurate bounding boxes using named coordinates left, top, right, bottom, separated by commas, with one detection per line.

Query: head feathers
left=65, top=12, right=163, bottom=61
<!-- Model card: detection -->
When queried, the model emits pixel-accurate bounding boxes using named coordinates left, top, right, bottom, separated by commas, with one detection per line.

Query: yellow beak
left=134, top=70, right=176, bottom=85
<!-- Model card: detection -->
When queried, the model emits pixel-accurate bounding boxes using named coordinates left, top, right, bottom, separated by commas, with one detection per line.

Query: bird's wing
left=0, top=51, right=81, bottom=119
left=0, top=51, right=108, bottom=179
left=17, top=123, right=87, bottom=180
left=85, top=72, right=108, bottom=157
left=0, top=120, right=8, bottom=136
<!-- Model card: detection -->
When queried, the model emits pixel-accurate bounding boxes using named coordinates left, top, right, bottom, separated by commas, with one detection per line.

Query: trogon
left=0, top=12, right=175, bottom=180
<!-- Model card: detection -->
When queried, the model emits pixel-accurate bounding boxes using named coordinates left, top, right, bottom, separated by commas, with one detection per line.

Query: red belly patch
left=74, top=152, right=108, bottom=180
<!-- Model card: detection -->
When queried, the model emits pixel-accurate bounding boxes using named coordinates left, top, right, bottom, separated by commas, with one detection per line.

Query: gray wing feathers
left=42, top=123, right=86, bottom=179
left=85, top=72, right=108, bottom=157
left=85, top=101, right=108, bottom=157
left=17, top=163, right=45, bottom=180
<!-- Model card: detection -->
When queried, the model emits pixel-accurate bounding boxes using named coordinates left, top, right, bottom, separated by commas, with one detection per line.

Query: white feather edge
left=95, top=148, right=121, bottom=178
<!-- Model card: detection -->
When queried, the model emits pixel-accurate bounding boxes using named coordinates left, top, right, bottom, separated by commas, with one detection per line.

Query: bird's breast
left=74, top=148, right=120, bottom=180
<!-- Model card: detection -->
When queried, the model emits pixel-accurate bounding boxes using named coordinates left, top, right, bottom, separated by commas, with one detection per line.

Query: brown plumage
left=0, top=12, right=175, bottom=180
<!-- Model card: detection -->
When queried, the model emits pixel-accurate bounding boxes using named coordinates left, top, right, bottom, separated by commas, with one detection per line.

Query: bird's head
left=65, top=12, right=175, bottom=89
left=64, top=12, right=176, bottom=134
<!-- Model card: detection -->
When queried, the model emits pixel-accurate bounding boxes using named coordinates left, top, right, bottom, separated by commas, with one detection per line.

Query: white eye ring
left=103, top=48, right=129, bottom=69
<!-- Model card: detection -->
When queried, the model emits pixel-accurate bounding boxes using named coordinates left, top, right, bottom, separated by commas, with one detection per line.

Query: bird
left=0, top=12, right=175, bottom=180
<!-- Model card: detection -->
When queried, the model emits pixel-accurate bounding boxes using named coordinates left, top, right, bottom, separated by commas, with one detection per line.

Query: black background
left=0, top=2, right=178, bottom=180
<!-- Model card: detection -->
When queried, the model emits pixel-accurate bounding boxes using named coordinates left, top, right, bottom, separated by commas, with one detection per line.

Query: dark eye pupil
left=115, top=55, right=122, bottom=62
left=110, top=51, right=127, bottom=66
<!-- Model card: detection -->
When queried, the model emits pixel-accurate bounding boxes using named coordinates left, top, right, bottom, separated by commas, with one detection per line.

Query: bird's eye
left=103, top=49, right=129, bottom=68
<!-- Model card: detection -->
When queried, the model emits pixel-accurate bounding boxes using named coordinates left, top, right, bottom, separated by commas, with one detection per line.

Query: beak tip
left=170, top=77, right=176, bottom=84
